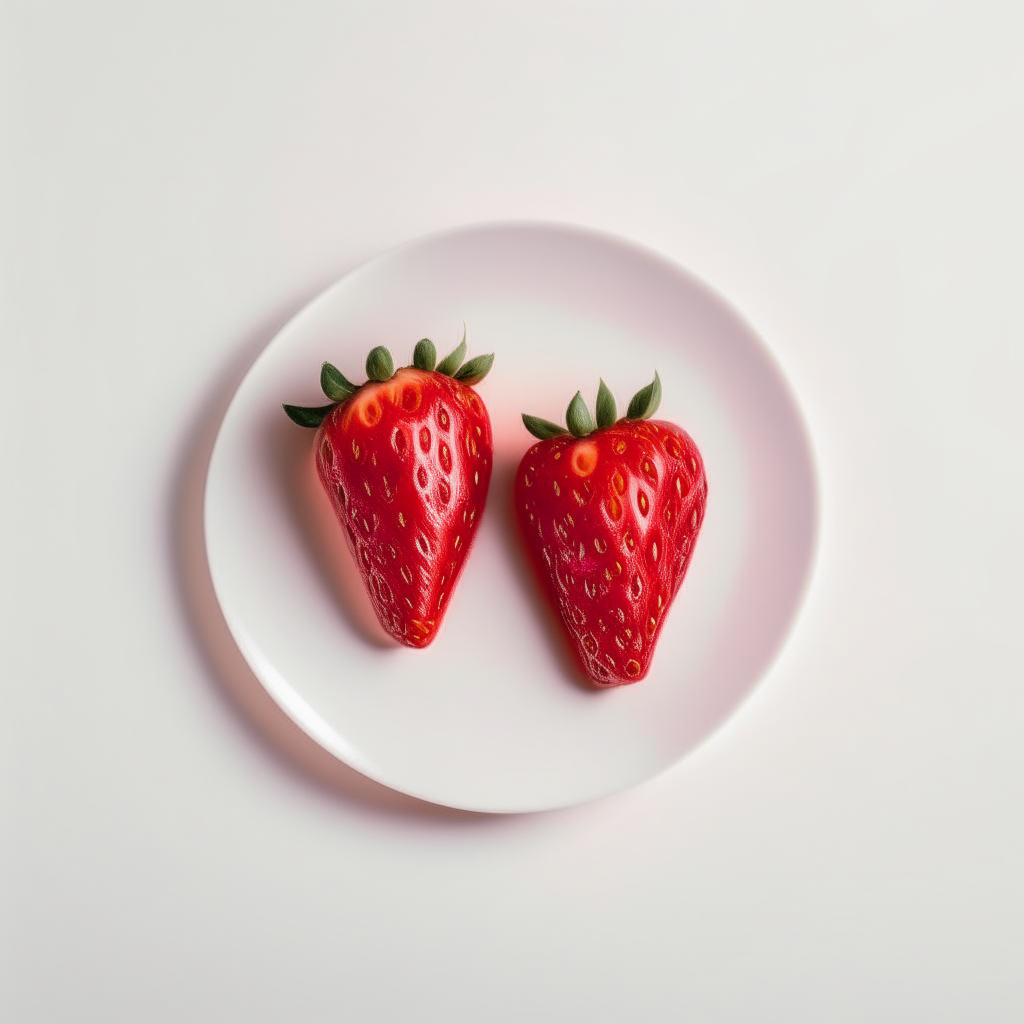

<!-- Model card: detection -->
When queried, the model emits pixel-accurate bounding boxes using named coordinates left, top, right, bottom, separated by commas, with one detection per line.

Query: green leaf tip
left=522, top=413, right=566, bottom=440
left=454, top=352, right=494, bottom=385
left=283, top=403, right=335, bottom=429
left=566, top=391, right=595, bottom=438
left=365, top=346, right=394, bottom=382
left=595, top=378, right=617, bottom=428
left=413, top=338, right=437, bottom=372
left=435, top=329, right=467, bottom=377
left=626, top=371, right=662, bottom=421
left=320, top=362, right=357, bottom=402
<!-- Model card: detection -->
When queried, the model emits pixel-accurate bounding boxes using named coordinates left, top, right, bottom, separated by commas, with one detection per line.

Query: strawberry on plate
left=514, top=374, right=707, bottom=686
left=284, top=335, right=494, bottom=648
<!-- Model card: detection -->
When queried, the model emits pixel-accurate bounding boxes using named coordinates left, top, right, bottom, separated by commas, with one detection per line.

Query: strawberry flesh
left=315, top=367, right=492, bottom=648
left=515, top=419, right=706, bottom=686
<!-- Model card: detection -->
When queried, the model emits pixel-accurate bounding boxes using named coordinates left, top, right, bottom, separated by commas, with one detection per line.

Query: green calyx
left=565, top=392, right=594, bottom=437
left=365, top=346, right=394, bottom=382
left=626, top=370, right=662, bottom=420
left=435, top=332, right=467, bottom=376
left=282, top=403, right=336, bottom=428
left=283, top=331, right=495, bottom=428
left=520, top=371, right=663, bottom=441
left=320, top=362, right=358, bottom=402
left=413, top=338, right=436, bottom=371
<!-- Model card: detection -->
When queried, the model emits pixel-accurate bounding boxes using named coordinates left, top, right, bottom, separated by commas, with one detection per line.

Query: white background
left=2, top=2, right=1022, bottom=1020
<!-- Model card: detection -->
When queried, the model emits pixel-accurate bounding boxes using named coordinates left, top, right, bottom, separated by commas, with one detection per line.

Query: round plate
left=205, top=222, right=818, bottom=813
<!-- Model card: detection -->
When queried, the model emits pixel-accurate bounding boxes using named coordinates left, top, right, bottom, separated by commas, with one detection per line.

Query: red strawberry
left=284, top=336, right=494, bottom=648
left=514, top=374, right=707, bottom=686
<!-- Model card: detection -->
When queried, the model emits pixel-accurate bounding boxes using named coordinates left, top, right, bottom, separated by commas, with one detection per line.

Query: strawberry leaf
left=365, top=346, right=394, bottom=382
left=283, top=403, right=335, bottom=428
left=626, top=371, right=662, bottom=420
left=566, top=391, right=595, bottom=438
left=436, top=332, right=467, bottom=377
left=454, top=353, right=494, bottom=385
left=413, top=338, right=437, bottom=372
left=320, top=362, right=357, bottom=401
left=595, top=378, right=617, bottom=428
left=522, top=414, right=566, bottom=440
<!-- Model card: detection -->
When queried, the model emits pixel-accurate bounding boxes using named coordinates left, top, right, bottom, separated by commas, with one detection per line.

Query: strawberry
left=284, top=335, right=494, bottom=648
left=514, top=374, right=707, bottom=686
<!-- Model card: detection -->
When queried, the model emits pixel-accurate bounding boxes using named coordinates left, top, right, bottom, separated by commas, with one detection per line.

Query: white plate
left=205, top=223, right=818, bottom=813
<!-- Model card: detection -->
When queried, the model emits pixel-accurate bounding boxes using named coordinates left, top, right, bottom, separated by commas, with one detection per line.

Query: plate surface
left=205, top=223, right=818, bottom=812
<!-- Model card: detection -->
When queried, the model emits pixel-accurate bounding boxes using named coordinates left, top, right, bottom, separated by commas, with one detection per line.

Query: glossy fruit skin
left=514, top=419, right=707, bottom=686
left=315, top=367, right=492, bottom=648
